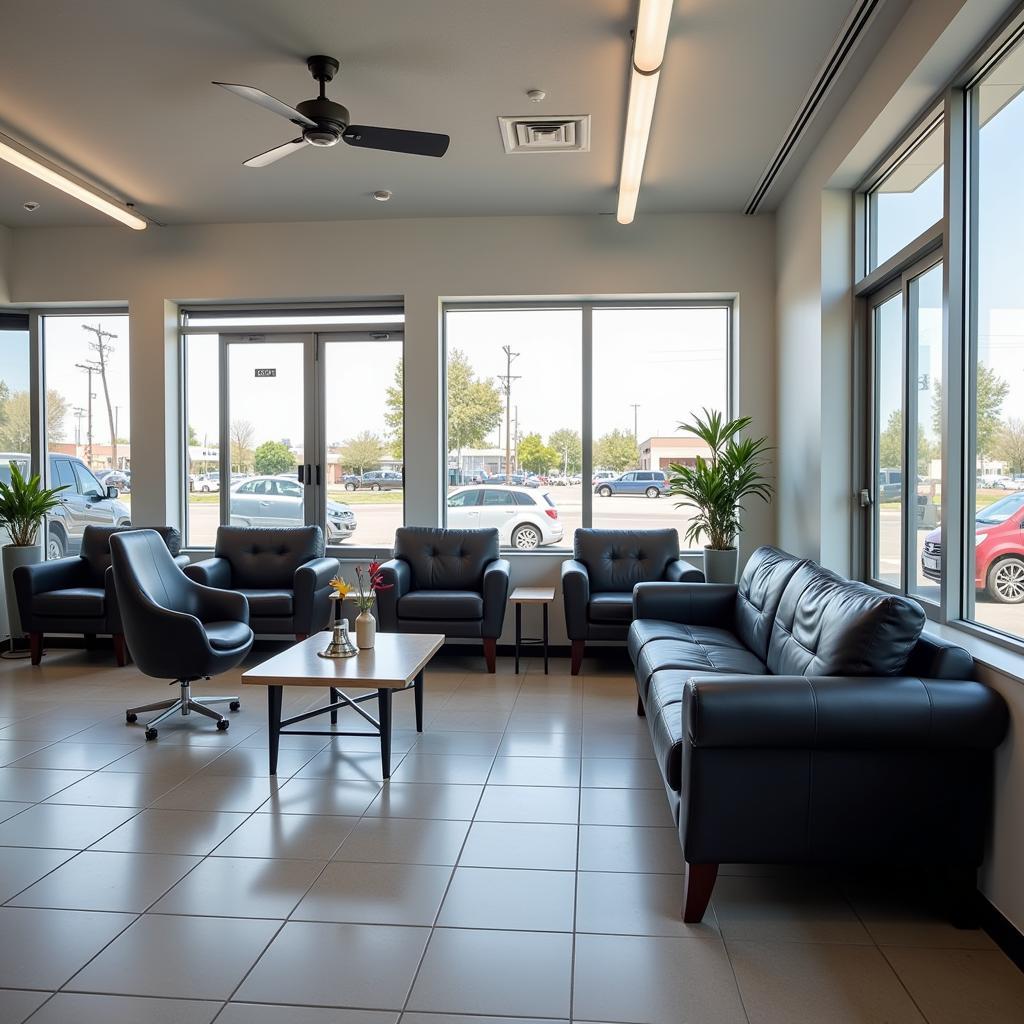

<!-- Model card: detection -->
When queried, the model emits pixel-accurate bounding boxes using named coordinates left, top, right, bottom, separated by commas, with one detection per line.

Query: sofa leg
left=29, top=632, right=43, bottom=665
left=84, top=633, right=97, bottom=651
left=570, top=640, right=584, bottom=676
left=483, top=638, right=497, bottom=674
left=682, top=862, right=718, bottom=923
left=295, top=633, right=308, bottom=642
left=113, top=634, right=128, bottom=668
left=636, top=693, right=646, bottom=717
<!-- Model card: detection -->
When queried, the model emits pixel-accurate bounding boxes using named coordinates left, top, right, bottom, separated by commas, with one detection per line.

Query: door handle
left=315, top=464, right=321, bottom=485
left=258, top=501, right=270, bottom=507
left=298, top=465, right=305, bottom=484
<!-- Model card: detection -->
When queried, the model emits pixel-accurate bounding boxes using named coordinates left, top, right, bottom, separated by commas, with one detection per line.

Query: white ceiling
left=0, top=0, right=861, bottom=227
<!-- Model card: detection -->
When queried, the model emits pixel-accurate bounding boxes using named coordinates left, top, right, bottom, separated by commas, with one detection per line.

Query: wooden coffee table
left=242, top=631, right=444, bottom=778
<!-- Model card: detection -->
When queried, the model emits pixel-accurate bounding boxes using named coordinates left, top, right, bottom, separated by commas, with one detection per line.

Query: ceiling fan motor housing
left=295, top=97, right=350, bottom=146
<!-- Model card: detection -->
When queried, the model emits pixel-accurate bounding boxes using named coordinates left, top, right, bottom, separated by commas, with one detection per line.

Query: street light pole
left=75, top=363, right=98, bottom=465
left=498, top=345, right=520, bottom=479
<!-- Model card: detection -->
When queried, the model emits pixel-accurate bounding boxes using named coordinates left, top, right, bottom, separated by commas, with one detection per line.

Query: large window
left=443, top=303, right=731, bottom=550
left=182, top=309, right=403, bottom=551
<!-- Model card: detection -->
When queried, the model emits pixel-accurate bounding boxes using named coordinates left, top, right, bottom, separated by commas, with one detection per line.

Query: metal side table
left=510, top=586, right=555, bottom=674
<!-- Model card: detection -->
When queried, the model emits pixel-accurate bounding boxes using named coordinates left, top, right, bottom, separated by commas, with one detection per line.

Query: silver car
left=229, top=475, right=356, bottom=543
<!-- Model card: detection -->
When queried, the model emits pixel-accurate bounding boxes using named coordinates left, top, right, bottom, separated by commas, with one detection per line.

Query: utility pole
left=497, top=345, right=520, bottom=479
left=73, top=407, right=86, bottom=446
left=75, top=364, right=98, bottom=466
left=629, top=403, right=640, bottom=444
left=81, top=323, right=119, bottom=471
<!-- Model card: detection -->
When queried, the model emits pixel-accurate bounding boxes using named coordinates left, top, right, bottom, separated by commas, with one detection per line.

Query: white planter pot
left=3, top=544, right=42, bottom=639
left=703, top=546, right=738, bottom=585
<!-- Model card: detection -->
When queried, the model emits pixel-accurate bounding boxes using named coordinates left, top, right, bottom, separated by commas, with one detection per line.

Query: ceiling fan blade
left=214, top=82, right=317, bottom=128
left=342, top=125, right=450, bottom=158
left=243, top=138, right=306, bottom=168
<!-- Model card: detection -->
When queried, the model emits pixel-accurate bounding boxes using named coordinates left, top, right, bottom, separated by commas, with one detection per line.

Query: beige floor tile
left=579, top=787, right=674, bottom=827
left=236, top=921, right=430, bottom=1008
left=263, top=778, right=382, bottom=816
left=486, top=756, right=581, bottom=787
left=0, top=802, right=135, bottom=849
left=292, top=861, right=452, bottom=925
left=883, top=946, right=1024, bottom=1024
left=505, top=711, right=583, bottom=733
left=90, top=808, right=249, bottom=855
left=68, top=913, right=280, bottom=1000
left=728, top=940, right=926, bottom=1024
left=365, top=782, right=483, bottom=820
left=438, top=866, right=575, bottom=931
left=10, top=850, right=201, bottom=913
left=0, top=800, right=31, bottom=823
left=0, top=767, right=91, bottom=801
left=389, top=753, right=495, bottom=785
left=11, top=742, right=138, bottom=771
left=580, top=733, right=653, bottom=758
left=197, top=745, right=314, bottom=777
left=402, top=1017, right=561, bottom=1024
left=0, top=989, right=50, bottom=1024
left=332, top=816, right=470, bottom=866
left=0, top=906, right=133, bottom=989
left=45, top=771, right=185, bottom=807
left=218, top=1006, right=397, bottom=1024
left=460, top=821, right=578, bottom=870
left=0, top=846, right=76, bottom=901
left=580, top=756, right=663, bottom=789
left=576, top=871, right=719, bottom=937
left=212, top=811, right=358, bottom=860
left=26, top=992, right=221, bottom=1024
left=0, top=739, right=52, bottom=765
left=475, top=785, right=579, bottom=824
left=573, top=933, right=746, bottom=1024
left=408, top=928, right=572, bottom=1017
left=497, top=733, right=582, bottom=758
left=99, top=744, right=225, bottom=774
left=428, top=710, right=512, bottom=732
left=294, top=748, right=397, bottom=782
left=577, top=825, right=685, bottom=874
left=150, top=773, right=280, bottom=812
left=413, top=732, right=504, bottom=756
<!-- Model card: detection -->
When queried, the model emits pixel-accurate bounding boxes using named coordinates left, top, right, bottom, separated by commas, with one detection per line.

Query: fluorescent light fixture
left=617, top=0, right=674, bottom=225
left=0, top=133, right=146, bottom=230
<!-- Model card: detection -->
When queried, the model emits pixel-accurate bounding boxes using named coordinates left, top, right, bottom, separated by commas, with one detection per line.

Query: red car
left=922, top=492, right=1024, bottom=603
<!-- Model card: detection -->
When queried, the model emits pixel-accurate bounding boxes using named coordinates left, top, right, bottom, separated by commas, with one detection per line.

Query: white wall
left=7, top=211, right=776, bottom=643
left=0, top=224, right=10, bottom=304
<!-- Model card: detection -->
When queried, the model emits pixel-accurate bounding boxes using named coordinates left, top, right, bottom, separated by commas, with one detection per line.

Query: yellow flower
left=329, top=577, right=353, bottom=599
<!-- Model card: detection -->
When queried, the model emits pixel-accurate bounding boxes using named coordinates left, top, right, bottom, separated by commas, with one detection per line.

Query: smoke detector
left=498, top=115, right=590, bottom=154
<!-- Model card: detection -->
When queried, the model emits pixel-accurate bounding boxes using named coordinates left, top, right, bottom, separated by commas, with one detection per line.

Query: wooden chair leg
left=483, top=638, right=497, bottom=674
left=570, top=639, right=584, bottom=675
left=29, top=632, right=43, bottom=665
left=636, top=693, right=646, bottom=717
left=112, top=634, right=128, bottom=667
left=682, top=862, right=718, bottom=923
left=295, top=633, right=308, bottom=642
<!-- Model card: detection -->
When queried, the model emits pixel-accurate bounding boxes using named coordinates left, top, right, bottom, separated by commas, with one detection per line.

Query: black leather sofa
left=377, top=527, right=510, bottom=673
left=630, top=545, right=1009, bottom=923
left=184, top=526, right=339, bottom=639
left=14, top=525, right=188, bottom=665
left=562, top=528, right=703, bottom=674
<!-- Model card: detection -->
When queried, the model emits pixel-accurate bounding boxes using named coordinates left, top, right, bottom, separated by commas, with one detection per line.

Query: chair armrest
left=664, top=559, right=705, bottom=583
left=173, top=555, right=191, bottom=570
left=294, top=556, right=341, bottom=634
left=376, top=558, right=410, bottom=630
left=561, top=559, right=590, bottom=640
left=633, top=582, right=736, bottom=625
left=193, top=582, right=250, bottom=625
left=683, top=674, right=1009, bottom=751
left=482, top=558, right=511, bottom=638
left=183, top=556, right=231, bottom=589
left=13, top=556, right=89, bottom=597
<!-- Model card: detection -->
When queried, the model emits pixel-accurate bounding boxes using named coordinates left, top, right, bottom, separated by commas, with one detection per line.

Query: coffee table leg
left=378, top=688, right=393, bottom=779
left=330, top=687, right=340, bottom=725
left=543, top=602, right=549, bottom=675
left=268, top=685, right=283, bottom=776
left=414, top=670, right=424, bottom=732
left=515, top=602, right=522, bottom=674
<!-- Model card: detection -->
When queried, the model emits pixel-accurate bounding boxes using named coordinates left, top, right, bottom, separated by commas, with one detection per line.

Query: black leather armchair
left=376, top=527, right=510, bottom=672
left=13, top=525, right=189, bottom=666
left=184, top=526, right=339, bottom=639
left=110, top=530, right=254, bottom=739
left=562, top=528, right=703, bottom=674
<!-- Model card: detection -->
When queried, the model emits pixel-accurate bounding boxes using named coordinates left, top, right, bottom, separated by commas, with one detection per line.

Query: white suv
left=446, top=485, right=563, bottom=549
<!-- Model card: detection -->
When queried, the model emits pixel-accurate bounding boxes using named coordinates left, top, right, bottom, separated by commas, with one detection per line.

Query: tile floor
left=0, top=644, right=1021, bottom=1024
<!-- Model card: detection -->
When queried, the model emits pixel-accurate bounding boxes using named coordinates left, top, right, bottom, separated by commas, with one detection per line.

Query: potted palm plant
left=667, top=409, right=773, bottom=584
left=0, top=462, right=67, bottom=638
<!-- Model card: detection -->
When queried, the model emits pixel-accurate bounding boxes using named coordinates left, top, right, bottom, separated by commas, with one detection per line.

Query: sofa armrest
left=294, top=556, right=341, bottom=634
left=561, top=559, right=590, bottom=641
left=173, top=554, right=191, bottom=570
left=482, top=558, right=511, bottom=638
left=376, top=558, right=410, bottom=630
left=664, top=559, right=705, bottom=583
left=13, top=556, right=89, bottom=597
left=683, top=674, right=1009, bottom=751
left=633, top=582, right=736, bottom=625
left=183, top=556, right=231, bottom=589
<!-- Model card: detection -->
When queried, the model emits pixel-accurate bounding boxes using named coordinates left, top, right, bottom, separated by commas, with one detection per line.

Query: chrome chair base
left=127, top=679, right=240, bottom=740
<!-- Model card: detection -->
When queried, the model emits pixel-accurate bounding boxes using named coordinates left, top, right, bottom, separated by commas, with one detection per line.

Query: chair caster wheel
left=145, top=728, right=158, bottom=740
left=229, top=701, right=240, bottom=712
left=216, top=719, right=230, bottom=731
left=126, top=712, right=137, bottom=723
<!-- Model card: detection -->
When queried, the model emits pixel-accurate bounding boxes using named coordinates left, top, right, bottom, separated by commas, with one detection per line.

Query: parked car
left=193, top=472, right=220, bottom=493
left=0, top=452, right=131, bottom=560
left=230, top=475, right=356, bottom=543
left=483, top=473, right=536, bottom=487
left=446, top=485, right=563, bottom=549
left=878, top=468, right=903, bottom=502
left=340, top=474, right=361, bottom=491
left=96, top=469, right=131, bottom=493
left=593, top=470, right=669, bottom=498
left=922, top=491, right=1024, bottom=603
left=360, top=470, right=403, bottom=491
left=592, top=470, right=617, bottom=485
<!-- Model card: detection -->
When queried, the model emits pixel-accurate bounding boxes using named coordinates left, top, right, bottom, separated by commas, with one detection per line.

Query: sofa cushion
left=767, top=562, right=926, bottom=677
left=734, top=546, right=806, bottom=661
left=647, top=671, right=687, bottom=792
left=204, top=620, right=253, bottom=651
left=32, top=587, right=105, bottom=617
left=398, top=590, right=484, bottom=621
left=628, top=620, right=742, bottom=665
left=216, top=526, right=324, bottom=589
left=394, top=527, right=498, bottom=591
left=574, top=528, right=680, bottom=592
left=588, top=592, right=634, bottom=624
left=236, top=588, right=294, bottom=617
left=636, top=636, right=768, bottom=694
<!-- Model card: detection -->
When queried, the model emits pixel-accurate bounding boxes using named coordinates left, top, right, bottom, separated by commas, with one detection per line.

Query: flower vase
left=355, top=610, right=376, bottom=649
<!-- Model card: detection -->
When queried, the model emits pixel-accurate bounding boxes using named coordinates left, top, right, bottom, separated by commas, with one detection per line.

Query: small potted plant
left=667, top=409, right=773, bottom=584
left=0, top=462, right=67, bottom=638
left=353, top=561, right=391, bottom=649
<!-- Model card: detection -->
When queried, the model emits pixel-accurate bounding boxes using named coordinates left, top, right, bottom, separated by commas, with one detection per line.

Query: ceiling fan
left=214, top=55, right=450, bottom=167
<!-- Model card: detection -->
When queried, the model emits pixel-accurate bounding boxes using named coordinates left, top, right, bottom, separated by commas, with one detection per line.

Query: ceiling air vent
left=498, top=115, right=591, bottom=154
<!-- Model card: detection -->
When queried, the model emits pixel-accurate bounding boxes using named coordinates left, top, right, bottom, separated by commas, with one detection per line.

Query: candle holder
left=318, top=593, right=358, bottom=659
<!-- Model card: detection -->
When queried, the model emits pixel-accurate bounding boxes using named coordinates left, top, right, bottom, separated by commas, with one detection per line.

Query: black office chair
left=109, top=530, right=254, bottom=740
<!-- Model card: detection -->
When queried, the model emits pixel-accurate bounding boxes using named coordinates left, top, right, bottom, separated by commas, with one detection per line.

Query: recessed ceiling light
left=527, top=89, right=546, bottom=103
left=372, top=189, right=392, bottom=202
left=23, top=200, right=40, bottom=212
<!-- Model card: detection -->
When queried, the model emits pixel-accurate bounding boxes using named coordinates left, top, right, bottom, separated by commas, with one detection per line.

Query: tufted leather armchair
left=376, top=527, right=510, bottom=672
left=562, top=528, right=704, bottom=674
left=184, top=525, right=339, bottom=639
left=14, top=524, right=189, bottom=666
